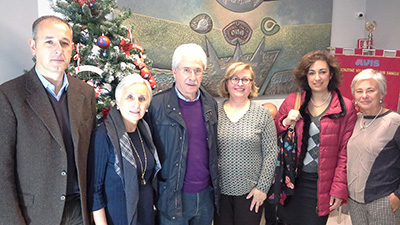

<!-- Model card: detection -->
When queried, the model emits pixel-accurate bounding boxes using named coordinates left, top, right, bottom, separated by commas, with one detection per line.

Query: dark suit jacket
left=0, top=67, right=96, bottom=225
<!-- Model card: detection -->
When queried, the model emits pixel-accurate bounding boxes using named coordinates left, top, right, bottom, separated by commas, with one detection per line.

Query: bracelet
left=282, top=118, right=287, bottom=127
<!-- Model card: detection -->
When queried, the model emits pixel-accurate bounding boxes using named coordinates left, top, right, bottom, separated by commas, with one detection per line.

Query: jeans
left=159, top=186, right=214, bottom=225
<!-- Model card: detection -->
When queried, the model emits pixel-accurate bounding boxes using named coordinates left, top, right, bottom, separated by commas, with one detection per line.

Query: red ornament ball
left=74, top=0, right=95, bottom=6
left=97, top=36, right=110, bottom=49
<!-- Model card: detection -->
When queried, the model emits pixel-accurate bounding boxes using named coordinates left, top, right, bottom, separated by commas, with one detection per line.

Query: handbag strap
left=294, top=92, right=301, bottom=110
left=289, top=92, right=301, bottom=128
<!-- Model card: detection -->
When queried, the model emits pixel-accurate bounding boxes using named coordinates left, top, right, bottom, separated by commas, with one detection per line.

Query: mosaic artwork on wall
left=118, top=0, right=333, bottom=96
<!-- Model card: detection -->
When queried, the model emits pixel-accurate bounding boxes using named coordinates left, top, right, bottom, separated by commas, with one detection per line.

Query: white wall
left=0, top=1, right=38, bottom=84
left=38, top=0, right=59, bottom=17
left=331, top=0, right=400, bottom=50
left=331, top=0, right=367, bottom=48
left=364, top=0, right=400, bottom=50
left=0, top=0, right=59, bottom=84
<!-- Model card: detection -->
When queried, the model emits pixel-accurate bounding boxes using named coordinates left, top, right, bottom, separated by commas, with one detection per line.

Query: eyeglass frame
left=229, top=76, right=253, bottom=85
left=179, top=67, right=203, bottom=76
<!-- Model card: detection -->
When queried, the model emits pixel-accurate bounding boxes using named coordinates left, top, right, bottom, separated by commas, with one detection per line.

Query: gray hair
left=171, top=43, right=207, bottom=70
left=32, top=15, right=72, bottom=40
left=115, top=74, right=153, bottom=103
left=351, top=69, right=387, bottom=97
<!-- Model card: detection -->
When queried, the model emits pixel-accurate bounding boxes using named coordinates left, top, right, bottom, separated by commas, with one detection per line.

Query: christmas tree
left=51, top=0, right=156, bottom=123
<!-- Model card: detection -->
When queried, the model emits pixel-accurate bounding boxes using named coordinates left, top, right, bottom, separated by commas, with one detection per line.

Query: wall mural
left=118, top=0, right=333, bottom=96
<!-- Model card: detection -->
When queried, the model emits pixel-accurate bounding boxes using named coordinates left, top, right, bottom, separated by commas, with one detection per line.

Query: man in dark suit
left=0, top=15, right=96, bottom=224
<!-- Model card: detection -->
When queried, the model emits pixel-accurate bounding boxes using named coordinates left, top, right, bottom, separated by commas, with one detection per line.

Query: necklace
left=310, top=92, right=331, bottom=108
left=360, top=105, right=382, bottom=129
left=128, top=127, right=148, bottom=185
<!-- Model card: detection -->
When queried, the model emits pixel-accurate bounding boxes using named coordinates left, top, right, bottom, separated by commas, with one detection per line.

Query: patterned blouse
left=217, top=100, right=279, bottom=195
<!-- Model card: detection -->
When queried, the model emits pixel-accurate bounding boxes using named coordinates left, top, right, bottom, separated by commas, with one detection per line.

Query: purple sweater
left=178, top=98, right=210, bottom=193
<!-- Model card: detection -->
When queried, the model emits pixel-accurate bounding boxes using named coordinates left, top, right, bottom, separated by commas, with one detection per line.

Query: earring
left=379, top=99, right=383, bottom=104
left=146, top=109, right=148, bottom=112
left=354, top=101, right=358, bottom=105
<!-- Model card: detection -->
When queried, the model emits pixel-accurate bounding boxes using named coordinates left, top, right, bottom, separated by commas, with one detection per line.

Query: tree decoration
left=97, top=35, right=110, bottom=49
left=51, top=0, right=157, bottom=123
left=99, top=49, right=109, bottom=58
left=148, top=74, right=157, bottom=89
left=74, top=0, right=96, bottom=7
left=119, top=39, right=145, bottom=56
left=133, top=54, right=150, bottom=78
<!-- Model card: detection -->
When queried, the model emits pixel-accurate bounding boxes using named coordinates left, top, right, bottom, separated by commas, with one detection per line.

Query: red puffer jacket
left=275, top=89, right=356, bottom=216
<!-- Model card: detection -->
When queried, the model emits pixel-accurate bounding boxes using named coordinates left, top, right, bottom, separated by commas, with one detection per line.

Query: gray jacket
left=0, top=67, right=96, bottom=225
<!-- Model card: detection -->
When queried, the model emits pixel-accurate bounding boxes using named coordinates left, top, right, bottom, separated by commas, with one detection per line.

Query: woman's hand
left=389, top=192, right=400, bottom=212
left=246, top=188, right=267, bottom=213
left=93, top=208, right=108, bottom=225
left=283, top=109, right=301, bottom=127
left=329, top=195, right=343, bottom=211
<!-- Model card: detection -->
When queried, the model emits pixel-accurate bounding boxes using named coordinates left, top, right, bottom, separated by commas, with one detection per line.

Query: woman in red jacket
left=275, top=51, right=357, bottom=225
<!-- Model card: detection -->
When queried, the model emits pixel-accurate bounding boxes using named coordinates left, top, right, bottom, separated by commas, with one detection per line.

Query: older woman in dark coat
left=87, top=74, right=161, bottom=225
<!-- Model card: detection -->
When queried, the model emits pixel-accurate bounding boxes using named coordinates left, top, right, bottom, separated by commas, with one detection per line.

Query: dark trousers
left=60, top=196, right=83, bottom=225
left=264, top=200, right=278, bottom=225
left=214, top=194, right=263, bottom=225
left=277, top=172, right=328, bottom=225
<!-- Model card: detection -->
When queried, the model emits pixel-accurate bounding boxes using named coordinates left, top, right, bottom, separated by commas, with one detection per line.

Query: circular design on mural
left=261, top=17, right=280, bottom=36
left=222, top=20, right=253, bottom=45
left=217, top=0, right=264, bottom=12
left=190, top=13, right=213, bottom=34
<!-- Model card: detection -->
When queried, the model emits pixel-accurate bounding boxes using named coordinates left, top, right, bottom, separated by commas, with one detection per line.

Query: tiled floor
left=259, top=205, right=353, bottom=225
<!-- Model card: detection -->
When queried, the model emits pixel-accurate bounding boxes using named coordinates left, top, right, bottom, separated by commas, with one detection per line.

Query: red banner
left=334, top=48, right=400, bottom=112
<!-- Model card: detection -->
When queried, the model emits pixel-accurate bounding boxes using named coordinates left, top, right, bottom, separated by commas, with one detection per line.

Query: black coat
left=145, top=85, right=220, bottom=221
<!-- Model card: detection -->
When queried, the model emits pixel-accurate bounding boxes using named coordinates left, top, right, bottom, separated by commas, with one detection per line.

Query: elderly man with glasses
left=145, top=43, right=220, bottom=225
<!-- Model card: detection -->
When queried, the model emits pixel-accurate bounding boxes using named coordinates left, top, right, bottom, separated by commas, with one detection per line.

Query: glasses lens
left=194, top=69, right=203, bottom=76
left=182, top=68, right=190, bottom=75
left=181, top=68, right=203, bottom=76
left=231, top=77, right=251, bottom=84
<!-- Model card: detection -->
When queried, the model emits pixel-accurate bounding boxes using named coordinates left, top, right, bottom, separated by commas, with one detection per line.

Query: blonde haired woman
left=214, top=62, right=278, bottom=225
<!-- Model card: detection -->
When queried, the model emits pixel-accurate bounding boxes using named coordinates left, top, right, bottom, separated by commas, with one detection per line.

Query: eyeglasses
left=230, top=77, right=253, bottom=85
left=180, top=67, right=203, bottom=76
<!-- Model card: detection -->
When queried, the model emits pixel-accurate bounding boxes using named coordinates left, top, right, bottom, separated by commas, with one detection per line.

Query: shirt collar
left=174, top=85, right=200, bottom=102
left=35, top=66, right=69, bottom=101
